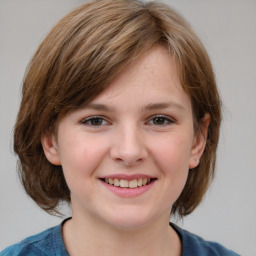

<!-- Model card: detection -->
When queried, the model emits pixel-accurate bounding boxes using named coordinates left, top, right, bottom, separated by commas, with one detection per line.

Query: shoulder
left=1, top=223, right=68, bottom=256
left=170, top=223, right=240, bottom=256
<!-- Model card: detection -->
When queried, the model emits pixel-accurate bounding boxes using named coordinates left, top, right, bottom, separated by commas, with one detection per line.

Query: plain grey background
left=1, top=0, right=256, bottom=255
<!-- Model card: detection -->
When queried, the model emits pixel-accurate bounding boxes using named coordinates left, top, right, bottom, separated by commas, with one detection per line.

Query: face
left=42, top=46, right=207, bottom=230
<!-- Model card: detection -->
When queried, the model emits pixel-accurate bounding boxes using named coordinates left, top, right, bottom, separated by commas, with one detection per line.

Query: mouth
left=100, top=177, right=157, bottom=189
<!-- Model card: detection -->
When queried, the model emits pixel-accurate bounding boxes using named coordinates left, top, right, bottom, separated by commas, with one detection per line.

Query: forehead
left=89, top=46, right=191, bottom=110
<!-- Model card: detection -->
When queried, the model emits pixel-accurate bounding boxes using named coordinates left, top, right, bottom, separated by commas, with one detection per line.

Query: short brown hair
left=14, top=0, right=221, bottom=217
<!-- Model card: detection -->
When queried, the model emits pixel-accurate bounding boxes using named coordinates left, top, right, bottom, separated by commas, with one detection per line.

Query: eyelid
left=146, top=114, right=175, bottom=125
left=80, top=114, right=175, bottom=126
left=80, top=115, right=110, bottom=126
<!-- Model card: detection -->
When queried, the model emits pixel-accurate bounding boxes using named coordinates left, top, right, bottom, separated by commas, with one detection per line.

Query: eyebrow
left=84, top=102, right=185, bottom=112
left=143, top=102, right=186, bottom=112
left=83, top=103, right=113, bottom=111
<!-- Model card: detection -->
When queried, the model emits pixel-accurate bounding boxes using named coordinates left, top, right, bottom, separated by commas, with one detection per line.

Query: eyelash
left=81, top=116, right=109, bottom=126
left=147, top=115, right=175, bottom=126
left=81, top=115, right=175, bottom=127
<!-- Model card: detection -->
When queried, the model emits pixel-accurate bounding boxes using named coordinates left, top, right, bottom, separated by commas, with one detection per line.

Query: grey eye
left=152, top=117, right=167, bottom=125
left=82, top=117, right=108, bottom=126
left=148, top=116, right=173, bottom=126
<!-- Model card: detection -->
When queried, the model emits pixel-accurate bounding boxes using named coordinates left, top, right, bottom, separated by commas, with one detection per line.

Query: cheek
left=151, top=134, right=193, bottom=172
left=149, top=134, right=192, bottom=197
left=57, top=134, right=108, bottom=185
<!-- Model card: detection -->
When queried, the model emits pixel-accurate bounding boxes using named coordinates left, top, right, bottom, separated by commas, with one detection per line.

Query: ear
left=41, top=133, right=61, bottom=166
left=189, top=113, right=210, bottom=169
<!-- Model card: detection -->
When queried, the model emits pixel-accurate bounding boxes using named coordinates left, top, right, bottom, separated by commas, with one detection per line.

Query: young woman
left=2, top=0, right=239, bottom=255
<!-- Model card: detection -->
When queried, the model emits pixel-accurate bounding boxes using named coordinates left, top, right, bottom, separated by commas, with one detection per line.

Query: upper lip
left=99, top=174, right=156, bottom=181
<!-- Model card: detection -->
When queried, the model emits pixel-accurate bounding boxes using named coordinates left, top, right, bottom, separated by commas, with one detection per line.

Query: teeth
left=119, top=179, right=128, bottom=188
left=129, top=179, right=137, bottom=188
left=104, top=177, right=153, bottom=188
left=142, top=178, right=147, bottom=185
left=114, top=178, right=120, bottom=186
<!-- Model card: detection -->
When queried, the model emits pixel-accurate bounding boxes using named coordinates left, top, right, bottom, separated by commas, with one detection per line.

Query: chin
left=102, top=207, right=159, bottom=231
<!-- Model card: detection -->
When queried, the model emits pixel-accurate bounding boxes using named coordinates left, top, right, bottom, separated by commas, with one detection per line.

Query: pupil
left=91, top=118, right=102, bottom=125
left=154, top=117, right=164, bottom=125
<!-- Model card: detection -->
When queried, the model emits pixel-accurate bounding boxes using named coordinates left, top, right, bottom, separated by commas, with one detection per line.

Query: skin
left=42, top=46, right=209, bottom=256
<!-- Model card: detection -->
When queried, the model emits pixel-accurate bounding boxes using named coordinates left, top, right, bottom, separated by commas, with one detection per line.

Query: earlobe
left=189, top=113, right=210, bottom=169
left=41, top=133, right=61, bottom=165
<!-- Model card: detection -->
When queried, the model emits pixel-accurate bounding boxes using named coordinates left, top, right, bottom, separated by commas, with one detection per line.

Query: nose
left=110, top=124, right=148, bottom=166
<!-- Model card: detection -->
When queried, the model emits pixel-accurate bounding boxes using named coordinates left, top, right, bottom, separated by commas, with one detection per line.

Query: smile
left=103, top=178, right=154, bottom=188
left=99, top=175, right=157, bottom=197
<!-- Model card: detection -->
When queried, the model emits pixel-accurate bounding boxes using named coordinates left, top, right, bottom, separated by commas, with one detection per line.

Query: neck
left=62, top=211, right=181, bottom=256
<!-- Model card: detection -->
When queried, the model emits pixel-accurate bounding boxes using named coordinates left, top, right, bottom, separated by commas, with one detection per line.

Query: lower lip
left=100, top=180, right=156, bottom=198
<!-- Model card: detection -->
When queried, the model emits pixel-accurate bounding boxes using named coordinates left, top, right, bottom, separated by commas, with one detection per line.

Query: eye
left=81, top=116, right=108, bottom=126
left=147, top=115, right=174, bottom=126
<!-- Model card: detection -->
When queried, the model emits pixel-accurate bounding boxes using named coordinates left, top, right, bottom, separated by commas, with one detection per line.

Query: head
left=14, top=0, right=221, bottom=217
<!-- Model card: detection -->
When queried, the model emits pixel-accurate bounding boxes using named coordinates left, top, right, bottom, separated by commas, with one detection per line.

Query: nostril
left=110, top=135, right=148, bottom=166
left=113, top=156, right=144, bottom=167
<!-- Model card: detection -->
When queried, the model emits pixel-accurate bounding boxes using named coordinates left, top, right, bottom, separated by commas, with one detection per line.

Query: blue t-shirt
left=1, top=219, right=240, bottom=256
